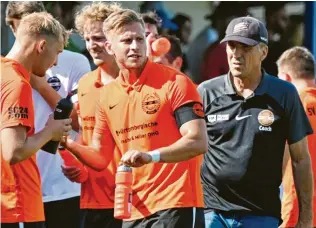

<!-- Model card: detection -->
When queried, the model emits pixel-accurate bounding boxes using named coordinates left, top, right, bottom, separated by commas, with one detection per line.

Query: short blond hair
left=103, top=9, right=144, bottom=38
left=277, top=46, right=315, bottom=79
left=5, top=1, right=45, bottom=20
left=17, top=12, right=69, bottom=48
left=75, top=2, right=122, bottom=36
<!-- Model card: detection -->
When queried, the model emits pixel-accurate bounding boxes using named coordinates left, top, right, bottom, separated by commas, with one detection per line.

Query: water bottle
left=41, top=94, right=73, bottom=154
left=114, top=165, right=133, bottom=219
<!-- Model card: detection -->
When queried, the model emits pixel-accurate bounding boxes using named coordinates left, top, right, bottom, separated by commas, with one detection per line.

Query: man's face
left=144, top=23, right=158, bottom=39
left=33, top=38, right=63, bottom=76
left=6, top=18, right=21, bottom=35
left=226, top=41, right=265, bottom=78
left=106, top=22, right=147, bottom=70
left=84, top=20, right=109, bottom=66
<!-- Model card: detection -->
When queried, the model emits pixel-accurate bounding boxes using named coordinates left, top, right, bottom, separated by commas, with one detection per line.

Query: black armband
left=174, top=102, right=204, bottom=128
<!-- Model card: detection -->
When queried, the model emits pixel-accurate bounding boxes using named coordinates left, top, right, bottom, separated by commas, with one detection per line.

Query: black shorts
left=80, top=208, right=122, bottom=228
left=1, top=222, right=46, bottom=228
left=122, top=207, right=205, bottom=228
left=44, top=196, right=80, bottom=228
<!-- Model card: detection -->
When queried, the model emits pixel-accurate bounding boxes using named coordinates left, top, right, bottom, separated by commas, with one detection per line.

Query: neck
left=99, top=62, right=119, bottom=82
left=292, top=78, right=316, bottom=90
left=121, top=58, right=147, bottom=84
left=231, top=68, right=263, bottom=98
left=6, top=41, right=34, bottom=72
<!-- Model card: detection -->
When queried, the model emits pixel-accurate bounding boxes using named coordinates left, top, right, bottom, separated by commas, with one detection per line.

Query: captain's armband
left=174, top=102, right=205, bottom=128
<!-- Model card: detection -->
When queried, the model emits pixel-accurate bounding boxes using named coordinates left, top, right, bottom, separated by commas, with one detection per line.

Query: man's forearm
left=292, top=155, right=314, bottom=223
left=65, top=140, right=108, bottom=171
left=158, top=134, right=207, bottom=163
left=11, top=128, right=52, bottom=164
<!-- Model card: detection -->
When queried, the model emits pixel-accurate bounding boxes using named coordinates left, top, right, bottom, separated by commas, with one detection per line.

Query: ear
left=9, top=25, right=17, bottom=36
left=37, top=40, right=47, bottom=54
left=104, top=40, right=114, bottom=56
left=172, top=57, right=183, bottom=71
left=261, top=45, right=268, bottom=61
left=278, top=72, right=292, bottom=82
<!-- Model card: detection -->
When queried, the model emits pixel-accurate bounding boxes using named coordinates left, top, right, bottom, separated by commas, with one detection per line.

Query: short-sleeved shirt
left=197, top=72, right=313, bottom=221
left=77, top=68, right=122, bottom=209
left=1, top=57, right=44, bottom=222
left=35, top=50, right=90, bottom=203
left=282, top=87, right=316, bottom=227
left=94, top=59, right=203, bottom=220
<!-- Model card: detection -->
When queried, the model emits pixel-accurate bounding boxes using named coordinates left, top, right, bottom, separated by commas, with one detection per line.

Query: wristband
left=148, top=150, right=160, bottom=163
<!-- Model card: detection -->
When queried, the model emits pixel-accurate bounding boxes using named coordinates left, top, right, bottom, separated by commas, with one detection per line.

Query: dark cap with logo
left=220, top=16, right=268, bottom=46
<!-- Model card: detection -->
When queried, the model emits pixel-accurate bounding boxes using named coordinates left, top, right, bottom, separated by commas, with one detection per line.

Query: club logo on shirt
left=47, top=76, right=61, bottom=91
left=193, top=103, right=204, bottom=118
left=8, top=107, right=28, bottom=119
left=142, top=93, right=161, bottom=114
left=258, top=110, right=274, bottom=131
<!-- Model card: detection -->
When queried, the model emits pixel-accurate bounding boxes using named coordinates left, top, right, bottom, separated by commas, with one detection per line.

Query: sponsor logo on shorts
left=142, top=93, right=161, bottom=114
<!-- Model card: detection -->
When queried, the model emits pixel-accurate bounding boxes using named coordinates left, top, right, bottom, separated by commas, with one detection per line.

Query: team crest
left=258, top=110, right=274, bottom=126
left=142, top=93, right=161, bottom=114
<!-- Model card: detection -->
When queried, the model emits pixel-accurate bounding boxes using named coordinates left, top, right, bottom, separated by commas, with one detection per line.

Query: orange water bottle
left=114, top=165, right=133, bottom=219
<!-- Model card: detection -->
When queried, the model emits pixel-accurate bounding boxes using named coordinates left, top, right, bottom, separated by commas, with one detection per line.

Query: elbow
left=10, top=149, right=25, bottom=165
left=198, top=138, right=208, bottom=155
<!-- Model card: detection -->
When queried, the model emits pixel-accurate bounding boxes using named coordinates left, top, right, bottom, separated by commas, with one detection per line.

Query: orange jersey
left=94, top=60, right=204, bottom=220
left=1, top=57, right=44, bottom=222
left=77, top=68, right=122, bottom=209
left=281, top=87, right=316, bottom=227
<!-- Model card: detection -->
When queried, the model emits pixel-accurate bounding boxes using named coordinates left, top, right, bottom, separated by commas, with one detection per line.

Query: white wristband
left=148, top=150, right=160, bottom=163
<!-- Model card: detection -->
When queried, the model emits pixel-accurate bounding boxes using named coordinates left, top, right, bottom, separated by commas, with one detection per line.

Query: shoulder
left=198, top=74, right=226, bottom=93
left=78, top=69, right=98, bottom=87
left=264, top=73, right=297, bottom=96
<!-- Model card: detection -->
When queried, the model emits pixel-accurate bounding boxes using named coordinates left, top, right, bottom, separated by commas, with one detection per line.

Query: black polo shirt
left=197, top=72, right=313, bottom=220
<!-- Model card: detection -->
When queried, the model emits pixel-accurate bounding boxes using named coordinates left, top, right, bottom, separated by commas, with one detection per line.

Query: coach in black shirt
left=198, top=16, right=313, bottom=228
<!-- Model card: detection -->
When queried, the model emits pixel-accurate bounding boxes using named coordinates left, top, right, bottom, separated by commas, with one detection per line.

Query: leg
left=1, top=223, right=19, bottom=228
left=236, top=215, right=279, bottom=228
left=194, top=207, right=206, bottom=228
left=80, top=209, right=122, bottom=228
left=204, top=211, right=228, bottom=228
left=23, top=222, right=46, bottom=228
left=142, top=207, right=194, bottom=228
left=44, top=196, right=80, bottom=228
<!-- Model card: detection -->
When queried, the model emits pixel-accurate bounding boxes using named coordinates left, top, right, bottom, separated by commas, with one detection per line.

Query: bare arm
left=1, top=117, right=71, bottom=164
left=31, top=75, right=79, bottom=131
left=121, top=119, right=208, bottom=167
left=158, top=119, right=207, bottom=162
left=289, top=137, right=313, bottom=227
left=63, top=130, right=115, bottom=172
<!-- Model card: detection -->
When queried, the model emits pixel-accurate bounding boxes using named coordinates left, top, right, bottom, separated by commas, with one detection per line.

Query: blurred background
left=1, top=1, right=315, bottom=84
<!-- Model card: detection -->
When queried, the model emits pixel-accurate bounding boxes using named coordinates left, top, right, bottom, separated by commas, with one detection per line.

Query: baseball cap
left=220, top=16, right=268, bottom=46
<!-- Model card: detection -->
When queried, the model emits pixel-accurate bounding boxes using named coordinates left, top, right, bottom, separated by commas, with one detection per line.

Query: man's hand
left=146, top=33, right=157, bottom=61
left=45, top=115, right=72, bottom=141
left=61, top=165, right=88, bottom=183
left=121, top=150, right=152, bottom=167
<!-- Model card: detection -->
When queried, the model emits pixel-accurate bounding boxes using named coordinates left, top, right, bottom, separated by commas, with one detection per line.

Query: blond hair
left=277, top=46, right=315, bottom=79
left=103, top=9, right=144, bottom=37
left=17, top=12, right=69, bottom=47
left=75, top=2, right=122, bottom=36
left=5, top=1, right=45, bottom=20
